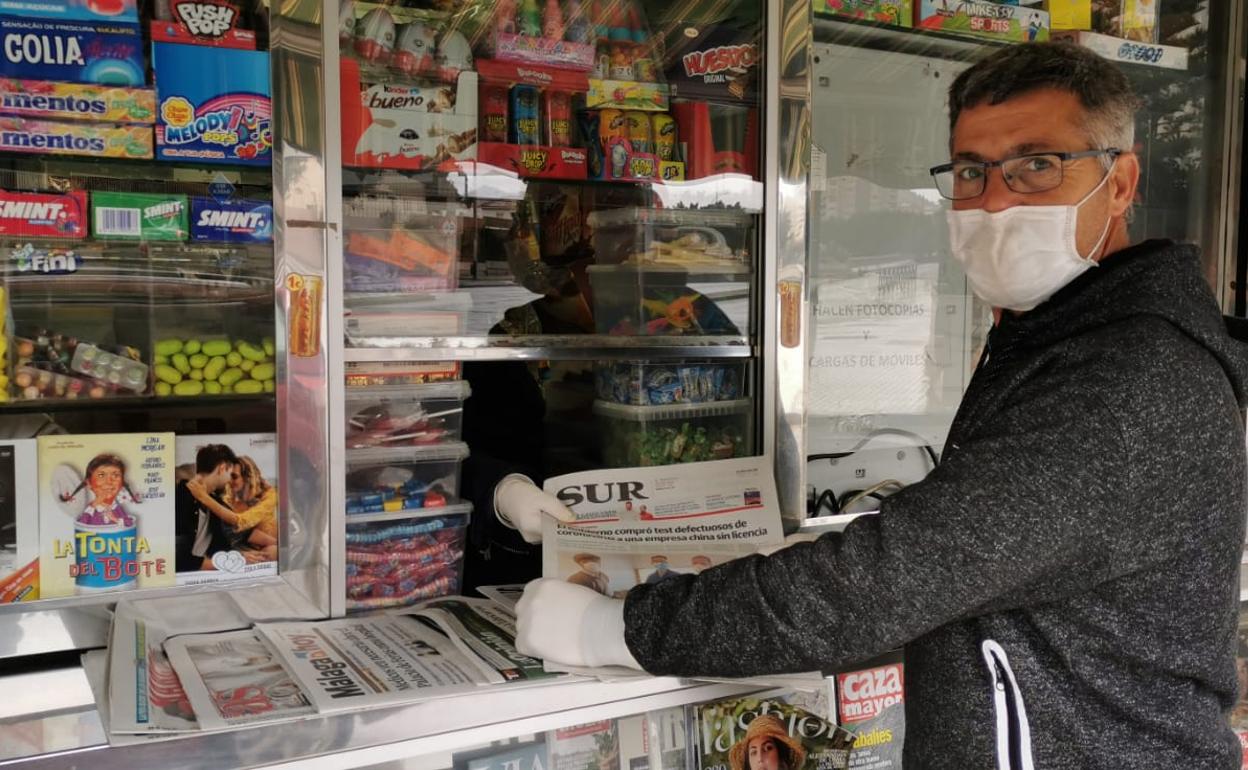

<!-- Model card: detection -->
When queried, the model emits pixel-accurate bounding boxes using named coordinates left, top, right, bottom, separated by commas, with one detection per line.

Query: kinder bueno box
left=153, top=42, right=271, bottom=165
left=190, top=196, right=272, bottom=243
left=0, top=0, right=137, bottom=23
left=0, top=16, right=144, bottom=86
left=340, top=57, right=477, bottom=171
left=0, top=189, right=87, bottom=238
left=916, top=0, right=1050, bottom=41
left=0, top=116, right=150, bottom=158
left=150, top=0, right=256, bottom=49
left=0, top=78, right=153, bottom=123
left=91, top=191, right=188, bottom=240
left=661, top=21, right=760, bottom=103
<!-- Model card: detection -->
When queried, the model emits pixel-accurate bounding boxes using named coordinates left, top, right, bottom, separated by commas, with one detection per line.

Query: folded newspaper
left=103, top=596, right=562, bottom=738
left=540, top=457, right=826, bottom=687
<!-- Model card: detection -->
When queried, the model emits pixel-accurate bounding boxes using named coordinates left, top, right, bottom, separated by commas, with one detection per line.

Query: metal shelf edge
left=344, top=338, right=757, bottom=361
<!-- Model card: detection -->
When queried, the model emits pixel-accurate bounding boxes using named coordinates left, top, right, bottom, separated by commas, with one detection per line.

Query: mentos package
left=153, top=42, right=271, bottom=165
left=0, top=189, right=87, bottom=238
left=0, top=0, right=137, bottom=23
left=0, top=116, right=151, bottom=158
left=190, top=196, right=272, bottom=243
left=0, top=78, right=153, bottom=123
left=150, top=0, right=256, bottom=49
left=91, top=191, right=188, bottom=240
left=0, top=16, right=144, bottom=86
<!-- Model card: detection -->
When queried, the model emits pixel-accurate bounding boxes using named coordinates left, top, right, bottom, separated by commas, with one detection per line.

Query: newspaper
left=408, top=597, right=558, bottom=684
left=108, top=593, right=252, bottom=734
left=164, top=628, right=316, bottom=732
left=540, top=457, right=784, bottom=598
left=476, top=584, right=526, bottom=610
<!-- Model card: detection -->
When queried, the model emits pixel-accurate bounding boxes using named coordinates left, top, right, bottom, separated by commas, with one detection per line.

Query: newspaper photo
left=407, top=597, right=561, bottom=684
left=164, top=629, right=315, bottom=732
left=254, top=614, right=496, bottom=714
left=540, top=457, right=784, bottom=598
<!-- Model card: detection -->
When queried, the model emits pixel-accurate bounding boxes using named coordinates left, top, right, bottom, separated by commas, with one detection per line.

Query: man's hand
left=515, top=578, right=642, bottom=670
left=493, top=475, right=576, bottom=544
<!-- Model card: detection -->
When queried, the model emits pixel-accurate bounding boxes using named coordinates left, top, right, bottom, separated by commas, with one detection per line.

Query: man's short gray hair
left=948, top=41, right=1139, bottom=163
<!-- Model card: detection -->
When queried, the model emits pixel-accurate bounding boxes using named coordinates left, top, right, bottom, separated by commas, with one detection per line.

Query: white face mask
left=946, top=169, right=1114, bottom=312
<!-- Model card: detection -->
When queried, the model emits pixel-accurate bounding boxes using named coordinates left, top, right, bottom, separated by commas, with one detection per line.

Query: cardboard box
left=814, top=0, right=914, bottom=27
left=150, top=0, right=257, bottom=49
left=1044, top=0, right=1091, bottom=29
left=190, top=196, right=273, bottom=243
left=92, top=191, right=188, bottom=240
left=153, top=42, right=271, bottom=165
left=916, top=0, right=1050, bottom=42
left=0, top=16, right=143, bottom=85
left=0, top=116, right=151, bottom=158
left=0, top=78, right=153, bottom=123
left=340, top=57, right=477, bottom=171
left=0, top=189, right=87, bottom=238
left=0, top=0, right=137, bottom=24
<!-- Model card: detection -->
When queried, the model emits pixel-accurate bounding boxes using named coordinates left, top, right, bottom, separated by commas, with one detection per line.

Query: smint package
left=91, top=191, right=188, bottom=241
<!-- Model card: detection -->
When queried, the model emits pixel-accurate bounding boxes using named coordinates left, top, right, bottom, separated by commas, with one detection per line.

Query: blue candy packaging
left=190, top=196, right=272, bottom=243
left=153, top=42, right=271, bottom=165
left=0, top=0, right=138, bottom=23
left=0, top=16, right=143, bottom=85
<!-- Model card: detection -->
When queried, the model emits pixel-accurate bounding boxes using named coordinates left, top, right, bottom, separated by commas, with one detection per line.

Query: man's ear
left=1109, top=152, right=1140, bottom=218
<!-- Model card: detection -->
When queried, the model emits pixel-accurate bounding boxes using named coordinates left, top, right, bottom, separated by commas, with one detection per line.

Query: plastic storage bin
left=345, top=442, right=469, bottom=515
left=595, top=360, right=747, bottom=405
left=345, top=507, right=470, bottom=611
left=587, top=265, right=746, bottom=336
left=587, top=207, right=755, bottom=271
left=345, top=381, right=471, bottom=449
left=343, top=197, right=469, bottom=294
left=593, top=398, right=754, bottom=467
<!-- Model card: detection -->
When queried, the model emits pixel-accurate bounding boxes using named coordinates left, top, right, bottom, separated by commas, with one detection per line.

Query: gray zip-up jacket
left=623, top=240, right=1248, bottom=769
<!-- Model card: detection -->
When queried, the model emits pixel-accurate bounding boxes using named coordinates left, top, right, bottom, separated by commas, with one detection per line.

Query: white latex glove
left=515, top=578, right=642, bottom=670
left=493, top=474, right=576, bottom=544
left=755, top=531, right=822, bottom=557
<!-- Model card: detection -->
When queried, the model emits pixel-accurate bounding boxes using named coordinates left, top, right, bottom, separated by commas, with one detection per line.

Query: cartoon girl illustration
left=61, top=453, right=140, bottom=527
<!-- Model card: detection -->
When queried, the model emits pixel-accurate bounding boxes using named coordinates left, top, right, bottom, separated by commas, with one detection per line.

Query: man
left=508, top=42, right=1248, bottom=768
left=173, top=443, right=237, bottom=572
left=644, top=555, right=677, bottom=584
left=565, top=552, right=609, bottom=595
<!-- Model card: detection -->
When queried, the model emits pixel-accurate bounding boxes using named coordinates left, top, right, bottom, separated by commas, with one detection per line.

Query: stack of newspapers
left=90, top=592, right=560, bottom=741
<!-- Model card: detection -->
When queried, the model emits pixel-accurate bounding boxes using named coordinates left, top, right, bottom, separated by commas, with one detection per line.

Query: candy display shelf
left=0, top=154, right=274, bottom=188
left=0, top=392, right=275, bottom=414
left=343, top=335, right=754, bottom=361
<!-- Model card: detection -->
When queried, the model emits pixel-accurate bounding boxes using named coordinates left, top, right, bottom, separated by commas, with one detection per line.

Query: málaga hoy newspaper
left=539, top=457, right=785, bottom=599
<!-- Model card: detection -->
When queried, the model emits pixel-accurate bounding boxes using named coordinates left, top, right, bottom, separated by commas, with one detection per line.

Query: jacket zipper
left=981, top=640, right=1034, bottom=770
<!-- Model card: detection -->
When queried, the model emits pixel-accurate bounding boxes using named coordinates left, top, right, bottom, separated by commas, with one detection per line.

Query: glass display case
left=330, top=0, right=768, bottom=613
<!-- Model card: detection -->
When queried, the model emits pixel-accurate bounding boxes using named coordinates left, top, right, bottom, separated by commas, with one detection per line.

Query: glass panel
left=336, top=0, right=768, bottom=609
left=804, top=1, right=1234, bottom=516
left=0, top=0, right=279, bottom=607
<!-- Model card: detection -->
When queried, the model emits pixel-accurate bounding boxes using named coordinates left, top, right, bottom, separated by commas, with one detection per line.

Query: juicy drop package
left=153, top=41, right=272, bottom=165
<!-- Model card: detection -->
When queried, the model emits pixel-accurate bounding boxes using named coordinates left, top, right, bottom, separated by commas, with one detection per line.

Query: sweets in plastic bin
left=587, top=207, right=753, bottom=271
left=594, top=399, right=752, bottom=467
left=587, top=266, right=742, bottom=336
left=343, top=199, right=466, bottom=293
left=345, top=510, right=468, bottom=611
left=13, top=330, right=145, bottom=399
left=344, top=443, right=468, bottom=514
left=345, top=360, right=460, bottom=388
left=345, top=381, right=470, bottom=449
left=595, top=361, right=745, bottom=405
left=151, top=336, right=276, bottom=397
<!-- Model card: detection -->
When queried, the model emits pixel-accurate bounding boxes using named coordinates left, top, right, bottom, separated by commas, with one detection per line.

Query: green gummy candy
left=189, top=353, right=209, bottom=369
left=226, top=352, right=242, bottom=367
left=201, top=340, right=232, bottom=357
left=234, top=379, right=264, bottom=394
left=251, top=363, right=275, bottom=381
left=183, top=339, right=202, bottom=355
left=204, top=356, right=226, bottom=381
left=154, top=354, right=169, bottom=366
left=154, top=339, right=182, bottom=356
left=189, top=369, right=204, bottom=381
left=218, top=367, right=244, bottom=386
left=154, top=364, right=182, bottom=384
left=263, top=379, right=275, bottom=393
left=238, top=342, right=266, bottom=362
left=173, top=380, right=204, bottom=396
left=154, top=381, right=172, bottom=396
left=262, top=338, right=275, bottom=357
left=204, top=381, right=222, bottom=394
left=171, top=353, right=190, bottom=374
left=240, top=359, right=254, bottom=372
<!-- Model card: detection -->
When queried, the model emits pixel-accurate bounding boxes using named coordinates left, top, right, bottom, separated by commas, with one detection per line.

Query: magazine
left=547, top=720, right=619, bottom=770
left=0, top=439, right=38, bottom=602
left=832, top=652, right=905, bottom=769
left=173, top=433, right=278, bottom=586
left=618, top=707, right=692, bottom=770
left=540, top=457, right=784, bottom=600
left=461, top=739, right=548, bottom=770
left=39, top=433, right=176, bottom=597
left=163, top=628, right=315, bottom=731
left=694, top=694, right=858, bottom=770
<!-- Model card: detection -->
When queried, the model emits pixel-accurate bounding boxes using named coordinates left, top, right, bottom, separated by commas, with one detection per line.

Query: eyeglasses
left=929, top=149, right=1121, bottom=201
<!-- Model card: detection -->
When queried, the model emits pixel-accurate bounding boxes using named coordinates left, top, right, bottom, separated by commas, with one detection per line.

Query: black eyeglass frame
left=928, top=148, right=1123, bottom=200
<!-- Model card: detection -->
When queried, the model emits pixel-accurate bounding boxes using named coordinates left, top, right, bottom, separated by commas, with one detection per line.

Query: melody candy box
left=0, top=16, right=144, bottom=86
left=0, top=78, right=153, bottom=123
left=153, top=42, right=271, bottom=165
left=0, top=116, right=151, bottom=158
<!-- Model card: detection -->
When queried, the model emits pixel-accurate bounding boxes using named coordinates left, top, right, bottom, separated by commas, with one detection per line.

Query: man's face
left=208, top=462, right=232, bottom=491
left=748, top=737, right=782, bottom=770
left=950, top=88, right=1139, bottom=258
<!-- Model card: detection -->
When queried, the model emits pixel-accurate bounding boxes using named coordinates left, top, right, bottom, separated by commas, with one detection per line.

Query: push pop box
left=150, top=0, right=257, bottom=49
left=153, top=42, right=272, bottom=165
left=0, top=16, right=144, bottom=86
